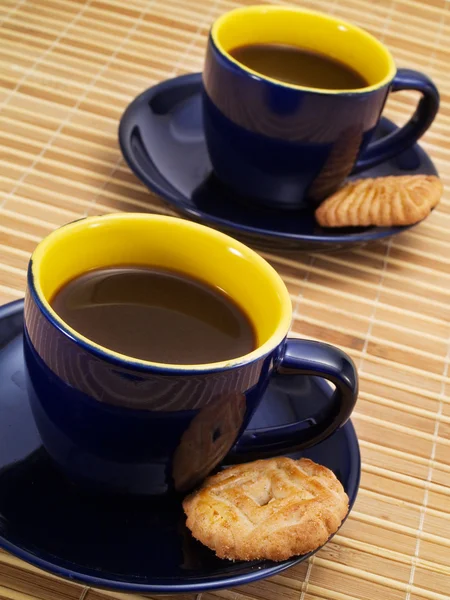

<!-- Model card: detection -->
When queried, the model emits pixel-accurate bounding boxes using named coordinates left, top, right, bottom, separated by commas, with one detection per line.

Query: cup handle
left=225, top=339, right=358, bottom=463
left=352, top=68, right=439, bottom=173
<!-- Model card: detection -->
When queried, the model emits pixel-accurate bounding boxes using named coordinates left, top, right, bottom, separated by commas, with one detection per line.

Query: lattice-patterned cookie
left=315, top=175, right=442, bottom=227
left=183, top=457, right=349, bottom=561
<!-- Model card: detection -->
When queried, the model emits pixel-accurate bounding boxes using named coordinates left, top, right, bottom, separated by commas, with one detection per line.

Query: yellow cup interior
left=211, top=5, right=396, bottom=93
left=30, top=214, right=292, bottom=371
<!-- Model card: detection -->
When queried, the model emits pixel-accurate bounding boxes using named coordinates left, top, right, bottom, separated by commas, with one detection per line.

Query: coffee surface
left=50, top=266, right=256, bottom=364
left=229, top=43, right=368, bottom=90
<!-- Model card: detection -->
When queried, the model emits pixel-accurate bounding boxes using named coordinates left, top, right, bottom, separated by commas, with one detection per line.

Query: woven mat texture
left=0, top=0, right=449, bottom=599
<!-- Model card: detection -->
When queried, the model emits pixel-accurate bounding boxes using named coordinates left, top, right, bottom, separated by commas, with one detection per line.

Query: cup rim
left=211, top=5, right=397, bottom=95
left=28, top=214, right=292, bottom=374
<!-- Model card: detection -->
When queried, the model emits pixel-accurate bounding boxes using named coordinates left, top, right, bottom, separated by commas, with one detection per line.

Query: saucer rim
left=118, top=72, right=437, bottom=246
left=0, top=299, right=361, bottom=593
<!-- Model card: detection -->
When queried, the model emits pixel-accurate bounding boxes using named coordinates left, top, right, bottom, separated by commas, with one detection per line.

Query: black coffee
left=229, top=43, right=368, bottom=90
left=50, top=266, right=256, bottom=364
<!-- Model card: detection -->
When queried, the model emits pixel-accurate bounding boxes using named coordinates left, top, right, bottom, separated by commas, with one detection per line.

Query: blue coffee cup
left=24, top=214, right=358, bottom=495
left=202, top=5, right=439, bottom=209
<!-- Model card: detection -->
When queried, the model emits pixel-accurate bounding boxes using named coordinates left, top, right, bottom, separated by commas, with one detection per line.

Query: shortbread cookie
left=315, top=175, right=442, bottom=227
left=183, top=457, right=349, bottom=561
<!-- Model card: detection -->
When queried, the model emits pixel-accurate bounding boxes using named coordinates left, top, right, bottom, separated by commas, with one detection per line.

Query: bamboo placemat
left=0, top=0, right=449, bottom=599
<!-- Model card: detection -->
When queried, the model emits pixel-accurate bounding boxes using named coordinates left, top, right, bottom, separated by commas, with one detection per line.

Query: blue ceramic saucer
left=119, top=73, right=439, bottom=252
left=0, top=300, right=360, bottom=594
